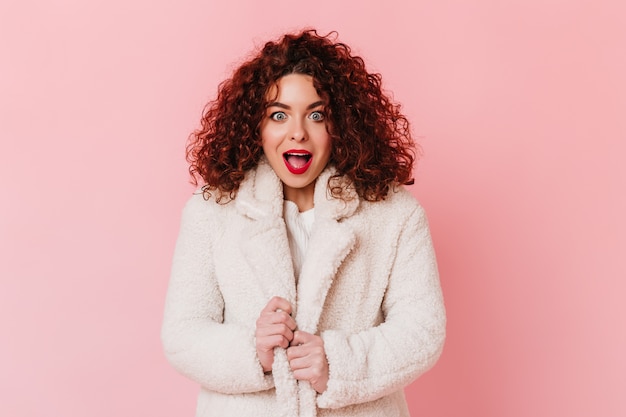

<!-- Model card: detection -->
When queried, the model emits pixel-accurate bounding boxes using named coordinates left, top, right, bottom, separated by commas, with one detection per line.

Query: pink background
left=1, top=0, right=624, bottom=416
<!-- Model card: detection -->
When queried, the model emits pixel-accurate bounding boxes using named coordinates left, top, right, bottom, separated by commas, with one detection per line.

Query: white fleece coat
left=162, top=159, right=446, bottom=417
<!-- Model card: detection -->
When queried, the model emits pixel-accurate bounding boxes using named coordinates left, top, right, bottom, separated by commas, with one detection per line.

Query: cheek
left=261, top=132, right=282, bottom=159
left=319, top=134, right=332, bottom=156
left=259, top=129, right=272, bottom=148
left=260, top=125, right=284, bottom=146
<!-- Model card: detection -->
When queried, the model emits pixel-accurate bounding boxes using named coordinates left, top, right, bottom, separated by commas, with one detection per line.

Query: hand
left=287, top=330, right=329, bottom=393
left=255, top=296, right=297, bottom=373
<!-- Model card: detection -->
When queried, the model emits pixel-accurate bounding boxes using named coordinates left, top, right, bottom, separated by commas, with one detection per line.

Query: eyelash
left=309, top=111, right=325, bottom=121
left=268, top=111, right=325, bottom=122
left=269, top=111, right=287, bottom=121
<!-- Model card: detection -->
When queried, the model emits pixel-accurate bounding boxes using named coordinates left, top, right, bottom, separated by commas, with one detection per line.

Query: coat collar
left=235, top=156, right=359, bottom=222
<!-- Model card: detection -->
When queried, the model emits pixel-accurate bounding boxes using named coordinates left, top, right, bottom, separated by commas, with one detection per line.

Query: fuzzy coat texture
left=162, top=159, right=446, bottom=417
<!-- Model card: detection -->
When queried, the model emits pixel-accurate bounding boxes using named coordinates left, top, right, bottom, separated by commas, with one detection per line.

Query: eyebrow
left=266, top=100, right=324, bottom=110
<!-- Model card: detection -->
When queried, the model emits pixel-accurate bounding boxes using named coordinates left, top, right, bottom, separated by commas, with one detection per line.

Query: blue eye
left=309, top=111, right=325, bottom=121
left=270, top=111, right=287, bottom=121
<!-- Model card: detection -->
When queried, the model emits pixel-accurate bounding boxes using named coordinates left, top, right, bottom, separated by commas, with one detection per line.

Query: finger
left=287, top=342, right=325, bottom=361
left=290, top=354, right=327, bottom=378
left=292, top=364, right=326, bottom=380
left=262, top=296, right=293, bottom=315
left=256, top=323, right=295, bottom=341
left=292, top=366, right=328, bottom=395
left=269, top=310, right=297, bottom=329
left=287, top=355, right=310, bottom=371
left=286, top=344, right=303, bottom=360
left=257, top=311, right=297, bottom=331
left=257, top=333, right=291, bottom=350
left=291, top=330, right=315, bottom=346
left=287, top=345, right=329, bottom=393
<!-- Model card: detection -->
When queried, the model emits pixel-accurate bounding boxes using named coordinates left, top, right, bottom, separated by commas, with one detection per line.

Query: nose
left=289, top=119, right=307, bottom=142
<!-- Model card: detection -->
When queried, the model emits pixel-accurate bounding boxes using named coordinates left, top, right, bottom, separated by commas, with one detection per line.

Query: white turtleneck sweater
left=283, top=200, right=315, bottom=281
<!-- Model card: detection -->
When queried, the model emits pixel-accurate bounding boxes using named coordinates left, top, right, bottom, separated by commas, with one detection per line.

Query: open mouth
left=283, top=150, right=313, bottom=174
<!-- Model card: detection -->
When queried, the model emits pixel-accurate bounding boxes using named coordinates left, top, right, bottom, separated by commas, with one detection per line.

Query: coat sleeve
left=317, top=205, right=446, bottom=409
left=161, top=195, right=274, bottom=394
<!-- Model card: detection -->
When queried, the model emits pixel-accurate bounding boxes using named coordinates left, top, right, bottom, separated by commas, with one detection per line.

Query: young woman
left=162, top=29, right=446, bottom=417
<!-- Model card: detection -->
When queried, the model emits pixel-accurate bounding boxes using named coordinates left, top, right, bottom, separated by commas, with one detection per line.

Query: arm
left=317, top=205, right=446, bottom=408
left=161, top=196, right=274, bottom=394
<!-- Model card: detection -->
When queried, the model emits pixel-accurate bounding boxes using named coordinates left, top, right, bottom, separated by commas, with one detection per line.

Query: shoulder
left=180, top=188, right=236, bottom=225
left=350, top=186, right=432, bottom=241
left=183, top=188, right=218, bottom=212
left=359, top=185, right=425, bottom=218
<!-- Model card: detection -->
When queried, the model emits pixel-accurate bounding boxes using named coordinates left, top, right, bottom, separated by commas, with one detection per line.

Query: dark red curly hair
left=187, top=29, right=418, bottom=202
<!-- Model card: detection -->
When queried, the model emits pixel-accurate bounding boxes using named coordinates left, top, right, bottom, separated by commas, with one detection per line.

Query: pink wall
left=1, top=1, right=624, bottom=416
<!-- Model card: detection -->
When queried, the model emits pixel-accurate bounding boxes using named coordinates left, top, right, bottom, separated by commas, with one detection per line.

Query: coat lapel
left=237, top=159, right=300, bottom=417
left=237, top=160, right=296, bottom=306
left=295, top=170, right=359, bottom=334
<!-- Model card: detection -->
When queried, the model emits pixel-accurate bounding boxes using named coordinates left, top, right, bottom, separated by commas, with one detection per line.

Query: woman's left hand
left=286, top=330, right=329, bottom=393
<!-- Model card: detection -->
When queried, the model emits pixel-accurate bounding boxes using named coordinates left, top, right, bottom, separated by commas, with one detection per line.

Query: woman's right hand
left=255, top=296, right=297, bottom=373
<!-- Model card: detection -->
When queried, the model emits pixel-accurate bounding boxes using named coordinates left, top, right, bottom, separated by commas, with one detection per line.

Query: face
left=260, top=73, right=332, bottom=210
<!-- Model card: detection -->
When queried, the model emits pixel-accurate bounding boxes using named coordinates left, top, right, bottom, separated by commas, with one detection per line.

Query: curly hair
left=187, top=29, right=418, bottom=202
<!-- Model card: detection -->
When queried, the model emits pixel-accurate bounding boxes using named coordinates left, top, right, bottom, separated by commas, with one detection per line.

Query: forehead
left=265, top=74, right=322, bottom=104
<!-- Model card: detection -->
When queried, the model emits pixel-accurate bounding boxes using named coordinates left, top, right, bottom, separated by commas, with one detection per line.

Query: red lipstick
left=283, top=149, right=313, bottom=174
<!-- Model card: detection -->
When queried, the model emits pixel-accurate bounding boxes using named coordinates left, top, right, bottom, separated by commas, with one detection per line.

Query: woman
left=162, top=29, right=446, bottom=417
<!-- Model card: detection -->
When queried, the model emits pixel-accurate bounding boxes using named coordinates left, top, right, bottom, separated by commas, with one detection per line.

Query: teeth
left=284, top=152, right=312, bottom=160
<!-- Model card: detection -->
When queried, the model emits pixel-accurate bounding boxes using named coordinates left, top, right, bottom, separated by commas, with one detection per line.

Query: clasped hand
left=255, top=296, right=329, bottom=393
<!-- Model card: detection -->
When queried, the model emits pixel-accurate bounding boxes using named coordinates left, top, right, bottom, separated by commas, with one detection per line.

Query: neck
left=283, top=183, right=315, bottom=212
